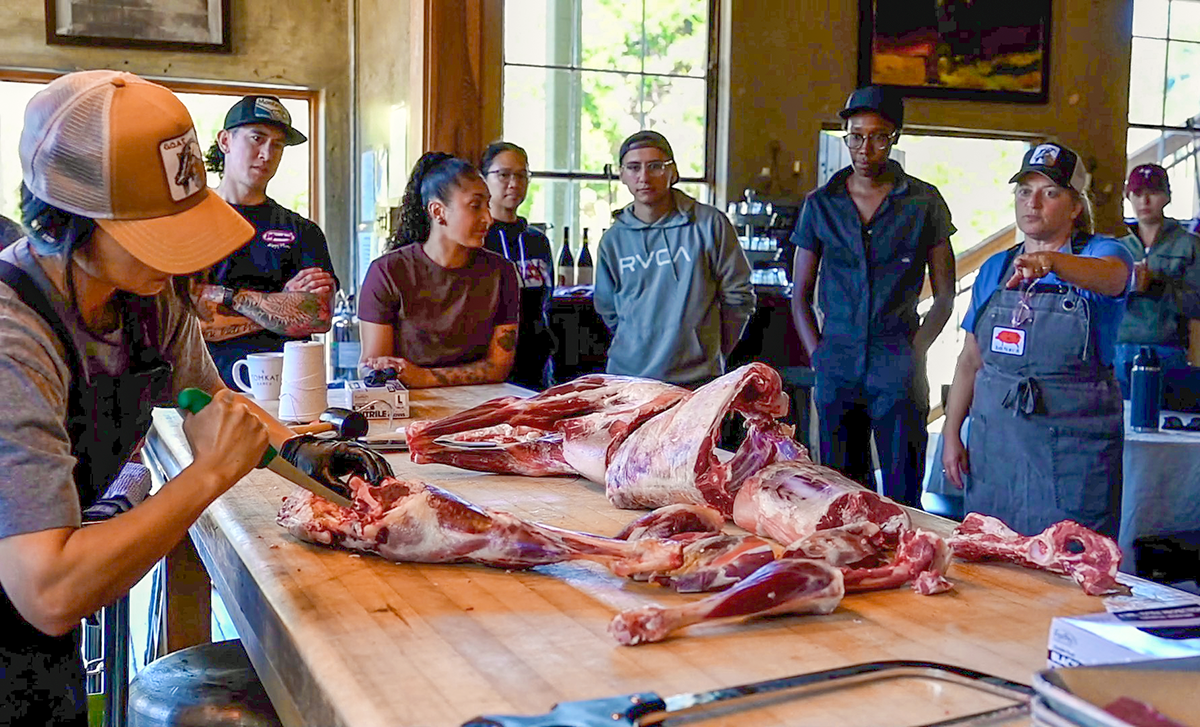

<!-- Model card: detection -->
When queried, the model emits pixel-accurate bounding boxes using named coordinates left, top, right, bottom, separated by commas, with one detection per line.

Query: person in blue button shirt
left=791, top=86, right=956, bottom=508
left=941, top=143, right=1133, bottom=537
left=196, top=95, right=337, bottom=387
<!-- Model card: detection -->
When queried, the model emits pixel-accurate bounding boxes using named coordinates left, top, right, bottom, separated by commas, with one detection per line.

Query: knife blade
left=177, top=388, right=354, bottom=508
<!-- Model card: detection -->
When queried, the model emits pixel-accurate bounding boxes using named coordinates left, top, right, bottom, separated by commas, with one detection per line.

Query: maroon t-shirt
left=358, top=243, right=520, bottom=367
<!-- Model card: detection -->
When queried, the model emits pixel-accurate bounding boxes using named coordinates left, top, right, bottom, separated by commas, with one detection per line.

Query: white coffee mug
left=231, top=352, right=284, bottom=401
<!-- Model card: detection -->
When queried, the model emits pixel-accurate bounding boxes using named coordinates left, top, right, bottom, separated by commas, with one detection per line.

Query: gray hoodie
left=595, top=189, right=755, bottom=385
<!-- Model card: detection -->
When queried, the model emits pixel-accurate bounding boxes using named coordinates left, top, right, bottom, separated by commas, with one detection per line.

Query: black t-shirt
left=206, top=198, right=337, bottom=385
left=483, top=219, right=555, bottom=388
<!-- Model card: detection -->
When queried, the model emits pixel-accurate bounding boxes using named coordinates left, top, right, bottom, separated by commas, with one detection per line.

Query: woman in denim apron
left=0, top=72, right=388, bottom=725
left=941, top=144, right=1133, bottom=538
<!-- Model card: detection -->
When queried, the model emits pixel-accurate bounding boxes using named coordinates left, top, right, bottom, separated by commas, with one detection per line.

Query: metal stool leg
left=102, top=596, right=131, bottom=727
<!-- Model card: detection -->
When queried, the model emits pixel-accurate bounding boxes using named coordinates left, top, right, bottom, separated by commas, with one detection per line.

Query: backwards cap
left=20, top=70, right=252, bottom=274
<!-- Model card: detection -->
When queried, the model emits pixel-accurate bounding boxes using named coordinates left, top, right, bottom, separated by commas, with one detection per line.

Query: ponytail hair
left=388, top=151, right=480, bottom=251
left=480, top=141, right=527, bottom=174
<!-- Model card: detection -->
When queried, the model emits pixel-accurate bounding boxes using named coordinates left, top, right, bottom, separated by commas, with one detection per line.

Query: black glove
left=279, top=435, right=394, bottom=492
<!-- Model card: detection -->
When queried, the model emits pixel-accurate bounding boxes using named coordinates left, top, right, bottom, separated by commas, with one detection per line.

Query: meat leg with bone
left=950, top=513, right=1122, bottom=595
left=605, top=363, right=804, bottom=516
left=786, top=527, right=953, bottom=595
left=609, top=558, right=844, bottom=645
left=615, top=504, right=776, bottom=592
left=733, top=460, right=911, bottom=547
left=277, top=476, right=682, bottom=577
left=406, top=375, right=687, bottom=479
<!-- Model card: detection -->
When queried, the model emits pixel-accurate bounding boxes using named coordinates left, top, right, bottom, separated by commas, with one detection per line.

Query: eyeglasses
left=486, top=169, right=531, bottom=184
left=1162, top=416, right=1200, bottom=431
left=843, top=132, right=897, bottom=150
left=1011, top=281, right=1034, bottom=327
left=621, top=160, right=675, bottom=177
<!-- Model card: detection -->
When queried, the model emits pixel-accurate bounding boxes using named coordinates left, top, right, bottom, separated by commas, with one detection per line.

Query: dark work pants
left=816, top=380, right=929, bottom=509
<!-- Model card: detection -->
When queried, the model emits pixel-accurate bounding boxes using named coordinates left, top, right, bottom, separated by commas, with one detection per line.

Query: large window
left=0, top=76, right=313, bottom=226
left=502, top=0, right=714, bottom=253
left=1127, top=0, right=1200, bottom=221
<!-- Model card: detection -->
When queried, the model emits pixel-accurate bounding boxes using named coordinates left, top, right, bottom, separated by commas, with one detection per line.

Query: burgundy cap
left=1126, top=164, right=1170, bottom=195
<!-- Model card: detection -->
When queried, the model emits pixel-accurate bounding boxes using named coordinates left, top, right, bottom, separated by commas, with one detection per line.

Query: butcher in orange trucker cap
left=19, top=69, right=254, bottom=272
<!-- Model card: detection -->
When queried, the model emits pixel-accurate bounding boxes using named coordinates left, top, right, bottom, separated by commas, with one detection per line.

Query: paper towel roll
left=278, top=340, right=327, bottom=422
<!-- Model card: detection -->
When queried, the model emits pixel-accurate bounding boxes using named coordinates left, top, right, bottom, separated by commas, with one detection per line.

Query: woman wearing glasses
left=358, top=152, right=519, bottom=388
left=480, top=142, right=556, bottom=390
left=941, top=143, right=1133, bottom=537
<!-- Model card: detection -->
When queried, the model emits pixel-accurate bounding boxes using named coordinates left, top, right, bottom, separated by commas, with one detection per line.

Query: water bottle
left=1130, top=346, right=1162, bottom=432
left=330, top=290, right=361, bottom=382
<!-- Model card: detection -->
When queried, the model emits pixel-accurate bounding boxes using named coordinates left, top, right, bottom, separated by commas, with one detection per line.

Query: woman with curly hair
left=358, top=152, right=519, bottom=388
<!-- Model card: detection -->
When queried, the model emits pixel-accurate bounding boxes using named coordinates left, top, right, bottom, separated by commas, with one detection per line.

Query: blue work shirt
left=791, top=160, right=954, bottom=384
left=962, top=235, right=1132, bottom=367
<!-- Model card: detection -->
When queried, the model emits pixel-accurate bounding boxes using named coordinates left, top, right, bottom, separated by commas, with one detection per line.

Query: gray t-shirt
left=0, top=240, right=221, bottom=539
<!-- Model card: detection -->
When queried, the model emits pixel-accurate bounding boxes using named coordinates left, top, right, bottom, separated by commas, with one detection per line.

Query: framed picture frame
left=857, top=0, right=1051, bottom=104
left=45, top=0, right=232, bottom=53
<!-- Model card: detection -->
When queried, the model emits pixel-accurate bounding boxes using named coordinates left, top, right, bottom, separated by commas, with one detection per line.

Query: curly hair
left=388, top=151, right=480, bottom=251
left=204, top=140, right=225, bottom=175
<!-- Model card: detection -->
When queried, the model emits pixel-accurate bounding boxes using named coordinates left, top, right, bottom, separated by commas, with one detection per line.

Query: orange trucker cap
left=19, top=70, right=253, bottom=275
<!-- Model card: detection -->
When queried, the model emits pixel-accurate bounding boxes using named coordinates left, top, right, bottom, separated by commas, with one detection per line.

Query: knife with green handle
left=176, top=388, right=354, bottom=508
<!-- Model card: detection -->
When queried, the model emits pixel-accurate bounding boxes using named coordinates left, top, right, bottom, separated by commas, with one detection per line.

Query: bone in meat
left=277, top=475, right=683, bottom=577
left=605, top=363, right=803, bottom=515
left=950, top=513, right=1122, bottom=595
left=649, top=533, right=778, bottom=593
left=732, top=460, right=910, bottom=548
left=608, top=558, right=844, bottom=645
left=783, top=524, right=953, bottom=595
left=406, top=375, right=686, bottom=479
left=615, top=504, right=725, bottom=541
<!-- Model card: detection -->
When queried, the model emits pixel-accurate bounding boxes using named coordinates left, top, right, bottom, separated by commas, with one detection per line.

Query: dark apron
left=966, top=247, right=1123, bottom=537
left=0, top=261, right=173, bottom=726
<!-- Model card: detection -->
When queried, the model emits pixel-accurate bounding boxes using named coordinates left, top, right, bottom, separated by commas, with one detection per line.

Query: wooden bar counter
left=147, top=384, right=1128, bottom=727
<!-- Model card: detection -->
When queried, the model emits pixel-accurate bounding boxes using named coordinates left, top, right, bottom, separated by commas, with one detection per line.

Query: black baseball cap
left=619, top=130, right=674, bottom=163
left=222, top=95, right=306, bottom=146
left=1009, top=143, right=1089, bottom=193
left=839, top=85, right=904, bottom=129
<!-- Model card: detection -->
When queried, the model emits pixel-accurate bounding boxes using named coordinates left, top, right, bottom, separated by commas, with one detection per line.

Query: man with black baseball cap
left=941, top=141, right=1133, bottom=538
left=594, top=129, right=754, bottom=386
left=1114, top=162, right=1200, bottom=396
left=790, top=85, right=956, bottom=508
left=197, top=95, right=338, bottom=387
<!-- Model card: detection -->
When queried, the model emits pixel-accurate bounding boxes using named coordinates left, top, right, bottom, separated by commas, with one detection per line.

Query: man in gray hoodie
left=595, top=130, right=755, bottom=387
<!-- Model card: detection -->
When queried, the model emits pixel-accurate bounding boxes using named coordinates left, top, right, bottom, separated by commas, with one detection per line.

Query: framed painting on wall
left=46, top=0, right=232, bottom=53
left=858, top=0, right=1051, bottom=103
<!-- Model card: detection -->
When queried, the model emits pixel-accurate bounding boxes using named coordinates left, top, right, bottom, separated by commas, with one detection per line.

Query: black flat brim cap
left=839, top=86, right=904, bottom=129
left=222, top=95, right=307, bottom=146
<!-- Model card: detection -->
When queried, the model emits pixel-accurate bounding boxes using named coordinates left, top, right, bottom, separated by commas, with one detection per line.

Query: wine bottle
left=576, top=228, right=594, bottom=286
left=557, top=225, right=574, bottom=287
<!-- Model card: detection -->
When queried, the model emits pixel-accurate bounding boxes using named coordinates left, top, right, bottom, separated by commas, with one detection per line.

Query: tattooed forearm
left=497, top=327, right=517, bottom=352
left=230, top=289, right=332, bottom=337
left=400, top=324, right=517, bottom=388
left=198, top=302, right=265, bottom=341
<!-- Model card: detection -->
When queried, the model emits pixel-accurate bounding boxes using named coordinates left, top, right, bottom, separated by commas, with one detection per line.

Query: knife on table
left=177, top=388, right=355, bottom=509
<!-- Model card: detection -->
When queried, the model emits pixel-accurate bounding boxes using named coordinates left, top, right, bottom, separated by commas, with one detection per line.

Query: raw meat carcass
left=406, top=375, right=687, bottom=479
left=277, top=475, right=683, bottom=577
left=786, top=527, right=953, bottom=595
left=732, top=460, right=911, bottom=547
left=605, top=363, right=805, bottom=515
left=614, top=504, right=725, bottom=541
left=949, top=513, right=1122, bottom=595
left=648, top=533, right=778, bottom=593
left=609, top=558, right=844, bottom=645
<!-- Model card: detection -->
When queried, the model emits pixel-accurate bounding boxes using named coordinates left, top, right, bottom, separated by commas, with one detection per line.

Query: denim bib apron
left=966, top=249, right=1123, bottom=537
left=0, top=261, right=172, bottom=725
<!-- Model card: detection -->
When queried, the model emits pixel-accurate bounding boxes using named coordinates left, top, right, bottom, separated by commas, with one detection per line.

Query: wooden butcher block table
left=148, top=384, right=1114, bottom=727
